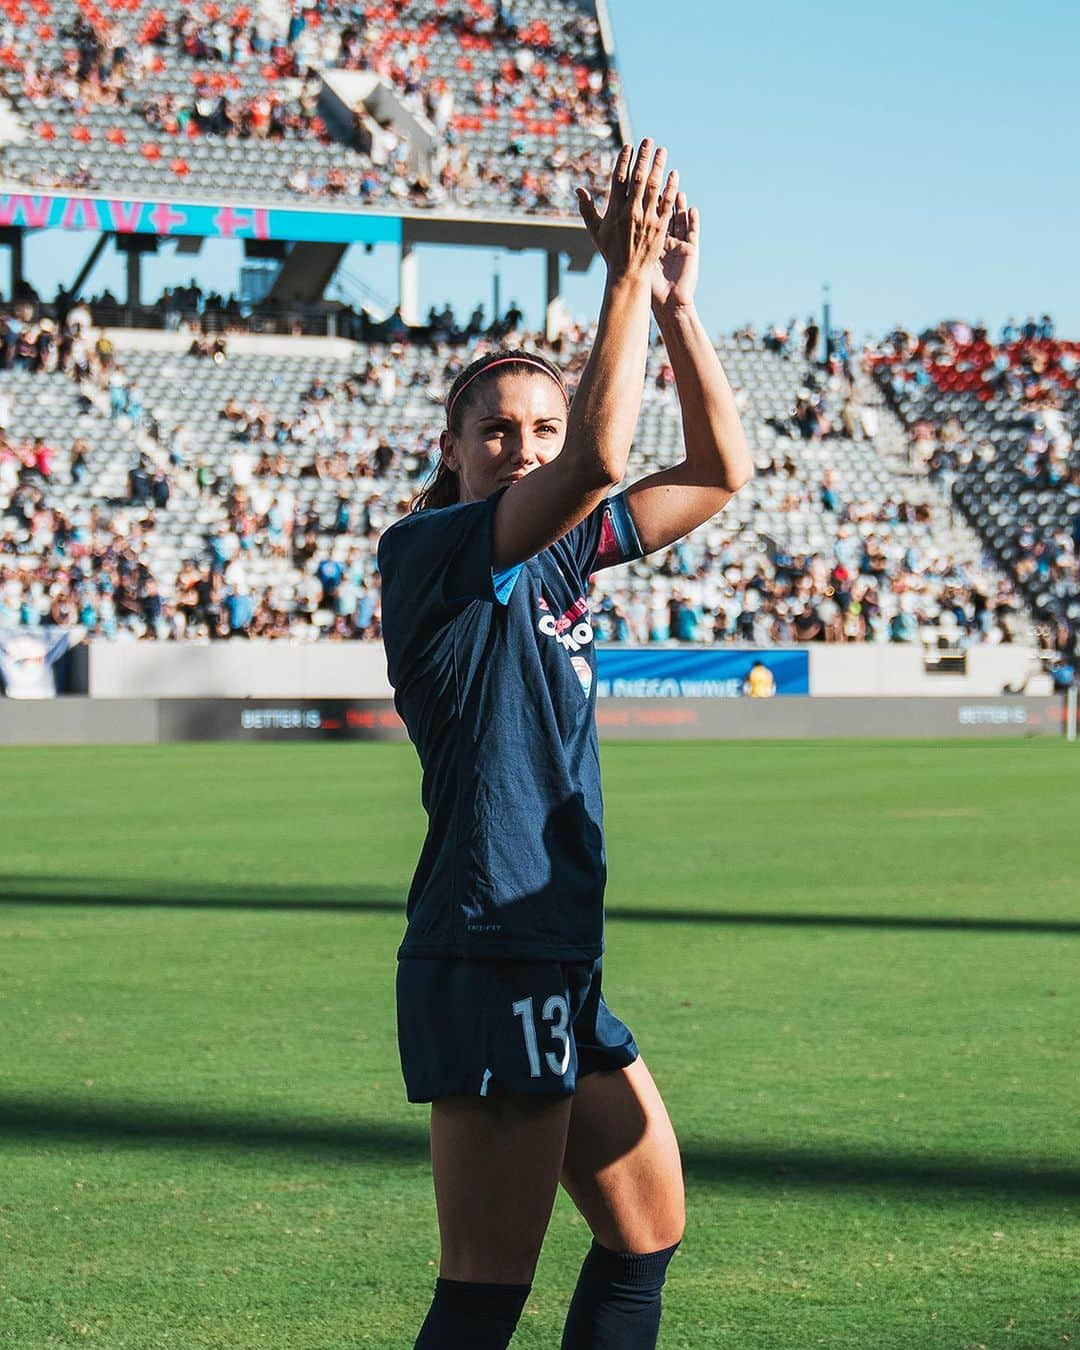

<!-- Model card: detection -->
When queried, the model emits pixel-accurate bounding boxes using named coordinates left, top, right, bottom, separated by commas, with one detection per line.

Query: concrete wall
left=808, top=645, right=1045, bottom=697
left=84, top=642, right=1043, bottom=700
left=0, top=698, right=158, bottom=744
left=87, top=641, right=395, bottom=698
left=103, top=329, right=359, bottom=359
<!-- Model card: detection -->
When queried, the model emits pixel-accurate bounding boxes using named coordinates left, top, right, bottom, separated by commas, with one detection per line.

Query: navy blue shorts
left=396, top=956, right=639, bottom=1103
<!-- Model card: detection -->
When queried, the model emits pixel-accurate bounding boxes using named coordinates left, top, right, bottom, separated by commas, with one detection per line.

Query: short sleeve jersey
left=378, top=485, right=644, bottom=962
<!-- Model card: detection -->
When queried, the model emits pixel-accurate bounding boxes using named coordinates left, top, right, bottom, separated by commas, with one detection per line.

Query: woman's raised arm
left=490, top=139, right=679, bottom=571
left=578, top=188, right=754, bottom=558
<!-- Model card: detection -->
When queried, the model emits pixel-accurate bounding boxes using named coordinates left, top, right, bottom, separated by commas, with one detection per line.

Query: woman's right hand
left=576, top=139, right=679, bottom=284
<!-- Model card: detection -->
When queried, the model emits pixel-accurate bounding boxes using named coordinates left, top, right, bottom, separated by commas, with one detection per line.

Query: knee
left=642, top=1204, right=685, bottom=1254
left=440, top=1234, right=543, bottom=1286
left=596, top=1201, right=685, bottom=1256
left=440, top=1253, right=540, bottom=1285
left=633, top=1165, right=687, bottom=1253
left=662, top=1200, right=686, bottom=1250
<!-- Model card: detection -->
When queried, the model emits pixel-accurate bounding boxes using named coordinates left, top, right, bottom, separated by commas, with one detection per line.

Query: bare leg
left=558, top=1058, right=685, bottom=1348
left=431, top=1090, right=575, bottom=1284
left=560, top=1055, right=685, bottom=1250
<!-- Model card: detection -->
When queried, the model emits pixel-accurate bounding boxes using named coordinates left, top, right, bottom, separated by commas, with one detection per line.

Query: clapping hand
left=578, top=146, right=699, bottom=316
left=576, top=139, right=679, bottom=287
left=652, top=191, right=699, bottom=316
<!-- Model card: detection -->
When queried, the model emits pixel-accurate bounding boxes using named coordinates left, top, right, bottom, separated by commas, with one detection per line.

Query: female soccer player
left=378, top=139, right=753, bottom=1349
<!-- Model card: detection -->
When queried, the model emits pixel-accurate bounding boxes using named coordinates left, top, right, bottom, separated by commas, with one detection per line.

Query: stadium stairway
left=869, top=355, right=1078, bottom=631
left=852, top=365, right=1010, bottom=585
left=853, top=366, right=915, bottom=478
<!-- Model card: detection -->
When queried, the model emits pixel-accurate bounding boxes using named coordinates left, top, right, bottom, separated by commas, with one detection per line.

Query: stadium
left=1, top=0, right=1077, bottom=1346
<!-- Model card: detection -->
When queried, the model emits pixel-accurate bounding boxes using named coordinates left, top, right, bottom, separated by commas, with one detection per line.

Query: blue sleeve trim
left=607, top=490, right=645, bottom=563
left=488, top=484, right=523, bottom=605
left=492, top=563, right=524, bottom=605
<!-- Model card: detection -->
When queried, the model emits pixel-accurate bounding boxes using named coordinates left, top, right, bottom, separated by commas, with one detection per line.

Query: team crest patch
left=570, top=655, right=593, bottom=697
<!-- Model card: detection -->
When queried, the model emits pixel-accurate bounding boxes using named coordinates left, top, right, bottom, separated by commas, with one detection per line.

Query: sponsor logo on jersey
left=535, top=593, right=595, bottom=696
left=537, top=595, right=594, bottom=653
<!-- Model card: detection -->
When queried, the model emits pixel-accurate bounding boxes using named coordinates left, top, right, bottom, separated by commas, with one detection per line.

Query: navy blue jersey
left=378, top=484, right=644, bottom=961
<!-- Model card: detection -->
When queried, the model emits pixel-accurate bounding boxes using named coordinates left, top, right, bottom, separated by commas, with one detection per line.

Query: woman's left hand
left=652, top=191, right=700, bottom=315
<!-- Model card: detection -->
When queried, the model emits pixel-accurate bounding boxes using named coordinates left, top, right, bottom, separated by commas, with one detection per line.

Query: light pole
left=822, top=281, right=831, bottom=368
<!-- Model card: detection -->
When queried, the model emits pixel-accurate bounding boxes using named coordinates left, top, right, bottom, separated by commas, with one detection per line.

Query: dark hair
left=410, top=348, right=568, bottom=512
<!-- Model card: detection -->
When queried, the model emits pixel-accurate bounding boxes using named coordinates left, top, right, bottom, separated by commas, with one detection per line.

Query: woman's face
left=441, top=371, right=566, bottom=504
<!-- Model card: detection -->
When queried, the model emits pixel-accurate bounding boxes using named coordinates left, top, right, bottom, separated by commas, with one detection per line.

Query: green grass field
left=1, top=740, right=1078, bottom=1349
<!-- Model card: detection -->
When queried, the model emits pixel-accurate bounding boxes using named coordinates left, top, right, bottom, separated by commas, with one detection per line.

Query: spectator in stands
left=229, top=447, right=255, bottom=489
left=126, top=386, right=144, bottom=429
left=744, top=660, right=776, bottom=697
left=30, top=437, right=55, bottom=480
left=70, top=439, right=90, bottom=486
left=762, top=322, right=791, bottom=357
left=151, top=468, right=171, bottom=510
left=316, top=554, right=344, bottom=608
left=1048, top=651, right=1075, bottom=690
left=189, top=329, right=227, bottom=363
left=127, top=457, right=151, bottom=506
left=226, top=584, right=255, bottom=637
left=108, top=370, right=128, bottom=421
left=803, top=318, right=819, bottom=364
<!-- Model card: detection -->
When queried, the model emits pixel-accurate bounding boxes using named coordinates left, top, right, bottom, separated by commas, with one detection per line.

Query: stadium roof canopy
left=0, top=184, right=593, bottom=263
left=0, top=0, right=630, bottom=329
left=0, top=184, right=597, bottom=331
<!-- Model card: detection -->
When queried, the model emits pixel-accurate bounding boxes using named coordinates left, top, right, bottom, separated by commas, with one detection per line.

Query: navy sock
left=414, top=1277, right=532, bottom=1349
left=560, top=1238, right=681, bottom=1350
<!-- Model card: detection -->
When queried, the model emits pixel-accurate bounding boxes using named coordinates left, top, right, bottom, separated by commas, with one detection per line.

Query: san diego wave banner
left=594, top=648, right=809, bottom=698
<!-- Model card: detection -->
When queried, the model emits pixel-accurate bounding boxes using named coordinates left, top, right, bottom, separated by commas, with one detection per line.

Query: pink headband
left=446, top=356, right=568, bottom=425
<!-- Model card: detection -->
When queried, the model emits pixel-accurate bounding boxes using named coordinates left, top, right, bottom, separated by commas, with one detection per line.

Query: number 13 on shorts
left=512, top=995, right=571, bottom=1077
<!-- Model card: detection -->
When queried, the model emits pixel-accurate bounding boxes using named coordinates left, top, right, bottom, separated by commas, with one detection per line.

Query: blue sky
left=20, top=0, right=1080, bottom=340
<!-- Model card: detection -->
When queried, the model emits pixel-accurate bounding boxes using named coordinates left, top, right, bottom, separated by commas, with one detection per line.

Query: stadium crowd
left=867, top=317, right=1076, bottom=484
left=0, top=296, right=1047, bottom=649
left=7, top=0, right=621, bottom=215
left=864, top=316, right=1078, bottom=663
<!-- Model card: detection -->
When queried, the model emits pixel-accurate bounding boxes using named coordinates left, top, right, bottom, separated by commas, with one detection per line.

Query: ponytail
left=410, top=457, right=461, bottom=512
